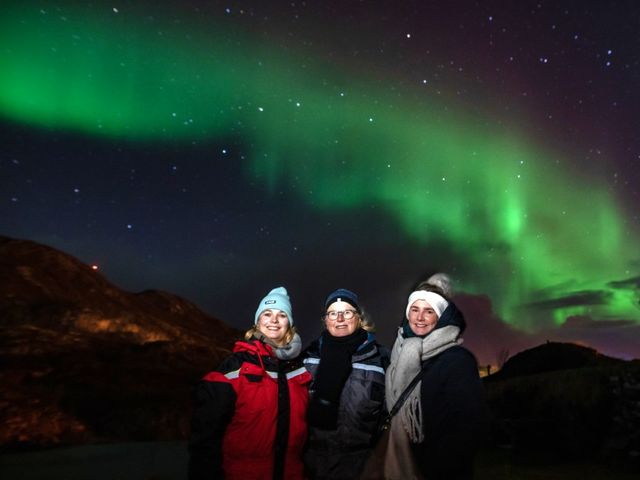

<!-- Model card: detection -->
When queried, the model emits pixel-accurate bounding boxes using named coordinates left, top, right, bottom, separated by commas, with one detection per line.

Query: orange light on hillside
left=91, top=265, right=99, bottom=270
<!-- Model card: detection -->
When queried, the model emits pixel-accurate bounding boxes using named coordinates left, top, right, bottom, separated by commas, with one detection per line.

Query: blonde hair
left=245, top=324, right=298, bottom=346
left=358, top=309, right=376, bottom=332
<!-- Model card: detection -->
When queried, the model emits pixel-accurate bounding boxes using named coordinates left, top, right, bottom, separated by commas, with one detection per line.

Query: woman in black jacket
left=383, top=275, right=488, bottom=480
left=303, top=288, right=389, bottom=480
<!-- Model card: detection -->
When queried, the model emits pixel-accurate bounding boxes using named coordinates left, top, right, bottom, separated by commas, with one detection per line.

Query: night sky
left=2, top=1, right=639, bottom=364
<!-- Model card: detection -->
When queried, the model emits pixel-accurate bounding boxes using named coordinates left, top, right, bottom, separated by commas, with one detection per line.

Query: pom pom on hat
left=425, top=272, right=452, bottom=297
left=324, top=288, right=361, bottom=313
left=255, top=287, right=293, bottom=325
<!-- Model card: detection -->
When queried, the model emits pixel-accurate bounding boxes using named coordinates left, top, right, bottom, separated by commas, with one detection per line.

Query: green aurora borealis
left=1, top=3, right=639, bottom=331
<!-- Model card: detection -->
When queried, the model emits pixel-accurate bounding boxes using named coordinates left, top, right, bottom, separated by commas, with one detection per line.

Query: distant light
left=91, top=265, right=99, bottom=270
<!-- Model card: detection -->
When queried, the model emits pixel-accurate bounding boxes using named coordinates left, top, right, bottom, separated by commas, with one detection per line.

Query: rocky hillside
left=0, top=236, right=240, bottom=450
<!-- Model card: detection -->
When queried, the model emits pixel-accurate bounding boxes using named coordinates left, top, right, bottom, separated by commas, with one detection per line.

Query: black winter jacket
left=303, top=334, right=389, bottom=479
left=412, top=343, right=489, bottom=479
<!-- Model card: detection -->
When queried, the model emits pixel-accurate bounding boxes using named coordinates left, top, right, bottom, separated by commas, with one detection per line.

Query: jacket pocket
left=235, top=362, right=268, bottom=415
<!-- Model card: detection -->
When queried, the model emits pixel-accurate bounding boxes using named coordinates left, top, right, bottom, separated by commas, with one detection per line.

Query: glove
left=307, top=397, right=339, bottom=430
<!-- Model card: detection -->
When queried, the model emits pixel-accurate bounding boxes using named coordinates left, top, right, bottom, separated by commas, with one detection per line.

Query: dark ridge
left=487, top=341, right=625, bottom=381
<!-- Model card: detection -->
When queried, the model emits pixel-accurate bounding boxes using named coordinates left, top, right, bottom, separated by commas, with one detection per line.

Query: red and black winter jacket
left=188, top=339, right=311, bottom=480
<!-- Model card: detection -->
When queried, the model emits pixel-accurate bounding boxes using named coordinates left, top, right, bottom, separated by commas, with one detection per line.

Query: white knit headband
left=405, top=290, right=449, bottom=319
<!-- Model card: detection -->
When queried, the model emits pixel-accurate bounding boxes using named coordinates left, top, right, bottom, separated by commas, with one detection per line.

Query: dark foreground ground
left=0, top=442, right=637, bottom=480
left=0, top=442, right=188, bottom=480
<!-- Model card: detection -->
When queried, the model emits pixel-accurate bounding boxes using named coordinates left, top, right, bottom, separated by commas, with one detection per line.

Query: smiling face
left=407, top=299, right=439, bottom=336
left=324, top=300, right=359, bottom=337
left=257, top=309, right=290, bottom=346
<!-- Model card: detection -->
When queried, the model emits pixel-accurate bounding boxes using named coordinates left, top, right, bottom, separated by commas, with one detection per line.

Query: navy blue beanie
left=324, top=288, right=361, bottom=313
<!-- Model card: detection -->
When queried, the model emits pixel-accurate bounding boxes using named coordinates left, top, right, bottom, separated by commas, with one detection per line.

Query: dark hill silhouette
left=487, top=340, right=625, bottom=381
left=0, top=236, right=241, bottom=449
left=484, top=341, right=640, bottom=466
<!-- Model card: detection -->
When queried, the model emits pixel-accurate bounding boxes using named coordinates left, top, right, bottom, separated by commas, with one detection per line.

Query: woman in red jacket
left=188, top=287, right=311, bottom=480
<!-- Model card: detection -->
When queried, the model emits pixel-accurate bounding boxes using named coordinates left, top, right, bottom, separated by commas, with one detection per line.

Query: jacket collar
left=306, top=332, right=378, bottom=362
left=233, top=339, right=274, bottom=357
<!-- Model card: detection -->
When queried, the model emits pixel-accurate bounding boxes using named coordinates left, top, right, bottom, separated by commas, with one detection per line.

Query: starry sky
left=2, top=0, right=639, bottom=364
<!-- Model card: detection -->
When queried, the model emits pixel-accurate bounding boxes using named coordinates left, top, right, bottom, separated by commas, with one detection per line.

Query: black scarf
left=308, top=328, right=368, bottom=430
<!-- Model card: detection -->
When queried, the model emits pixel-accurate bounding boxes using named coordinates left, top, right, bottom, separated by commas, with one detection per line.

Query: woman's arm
left=418, top=348, right=489, bottom=479
left=187, top=374, right=236, bottom=480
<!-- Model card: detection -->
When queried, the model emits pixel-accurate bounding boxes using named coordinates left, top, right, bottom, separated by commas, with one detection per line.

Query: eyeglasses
left=324, top=309, right=357, bottom=321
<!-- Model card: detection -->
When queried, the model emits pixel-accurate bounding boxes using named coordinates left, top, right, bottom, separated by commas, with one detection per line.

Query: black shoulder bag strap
left=373, top=361, right=429, bottom=444
left=378, top=368, right=423, bottom=436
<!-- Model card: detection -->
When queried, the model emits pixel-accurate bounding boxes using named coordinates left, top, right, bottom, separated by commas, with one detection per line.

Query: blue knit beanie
left=324, top=288, right=361, bottom=313
left=255, top=287, right=293, bottom=325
